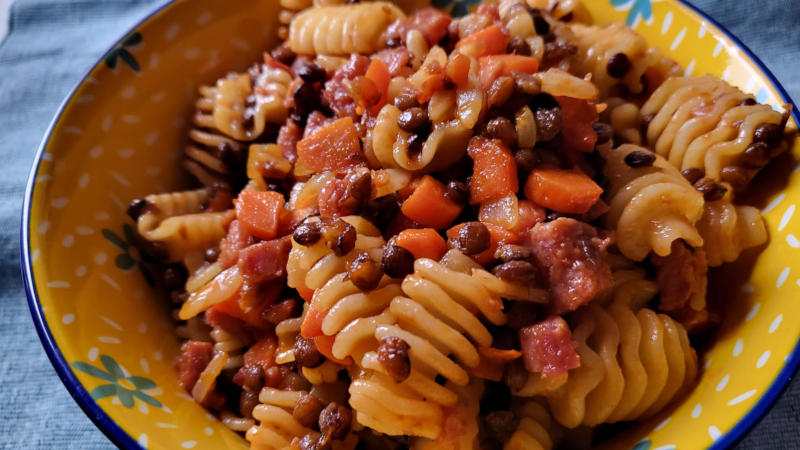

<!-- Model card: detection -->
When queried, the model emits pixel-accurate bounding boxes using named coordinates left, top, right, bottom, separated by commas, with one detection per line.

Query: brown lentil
left=394, top=92, right=420, bottom=110
left=593, top=122, right=613, bottom=145
left=298, top=63, right=327, bottom=84
left=458, top=222, right=490, bottom=255
left=161, top=264, right=188, bottom=291
left=487, top=76, right=515, bottom=108
left=444, top=180, right=469, bottom=205
left=720, top=166, right=749, bottom=190
left=242, top=364, right=264, bottom=393
left=348, top=252, right=384, bottom=291
left=377, top=336, right=411, bottom=383
left=606, top=53, right=632, bottom=79
left=341, top=172, right=372, bottom=212
left=694, top=177, right=728, bottom=201
left=295, top=336, right=325, bottom=368
left=507, top=37, right=531, bottom=56
left=486, top=117, right=518, bottom=148
left=261, top=297, right=302, bottom=325
left=739, top=97, right=757, bottom=106
left=512, top=72, right=542, bottom=96
left=323, top=220, right=357, bottom=256
left=294, top=220, right=323, bottom=246
left=382, top=245, right=415, bottom=279
left=530, top=10, right=550, bottom=35
left=504, top=359, right=528, bottom=391
left=494, top=244, right=532, bottom=262
left=407, top=132, right=426, bottom=156
left=740, top=142, right=770, bottom=169
left=753, top=122, right=783, bottom=148
left=492, top=260, right=537, bottom=284
left=485, top=410, right=520, bottom=443
left=204, top=246, right=220, bottom=262
left=297, top=433, right=328, bottom=450
left=240, top=390, right=260, bottom=419
left=319, top=403, right=352, bottom=440
left=681, top=167, right=705, bottom=184
left=397, top=107, right=430, bottom=133
left=126, top=198, right=153, bottom=221
left=264, top=366, right=283, bottom=388
left=514, top=148, right=540, bottom=173
left=533, top=95, right=562, bottom=141
left=293, top=393, right=326, bottom=429
left=271, top=43, right=297, bottom=65
left=624, top=150, right=656, bottom=168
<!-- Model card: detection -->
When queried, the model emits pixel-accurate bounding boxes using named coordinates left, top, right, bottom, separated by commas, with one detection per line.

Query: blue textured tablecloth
left=1, top=1, right=798, bottom=448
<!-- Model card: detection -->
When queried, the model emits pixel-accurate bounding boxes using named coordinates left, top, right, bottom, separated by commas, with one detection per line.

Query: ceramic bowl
left=21, top=0, right=800, bottom=448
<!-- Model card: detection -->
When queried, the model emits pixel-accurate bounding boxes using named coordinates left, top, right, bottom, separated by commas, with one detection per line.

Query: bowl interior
left=22, top=0, right=800, bottom=449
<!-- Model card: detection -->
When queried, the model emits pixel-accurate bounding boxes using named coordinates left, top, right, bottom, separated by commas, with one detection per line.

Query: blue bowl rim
left=18, top=0, right=800, bottom=449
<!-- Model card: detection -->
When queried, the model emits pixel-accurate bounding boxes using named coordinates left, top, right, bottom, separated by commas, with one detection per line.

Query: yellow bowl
left=21, top=0, right=800, bottom=448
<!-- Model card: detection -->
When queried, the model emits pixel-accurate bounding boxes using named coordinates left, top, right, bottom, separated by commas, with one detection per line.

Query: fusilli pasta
left=641, top=75, right=787, bottom=189
left=288, top=2, right=405, bottom=56
left=569, top=23, right=680, bottom=98
left=600, top=143, right=705, bottom=261
left=698, top=192, right=768, bottom=267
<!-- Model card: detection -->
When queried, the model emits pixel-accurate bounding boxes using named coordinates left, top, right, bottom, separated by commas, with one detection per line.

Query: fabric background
left=0, top=0, right=797, bottom=448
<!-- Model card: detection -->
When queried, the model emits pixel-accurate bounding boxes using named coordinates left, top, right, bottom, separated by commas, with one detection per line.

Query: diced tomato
left=395, top=228, right=448, bottom=261
left=509, top=200, right=546, bottom=239
left=300, top=304, right=326, bottom=339
left=297, top=286, right=315, bottom=303
left=470, top=347, right=522, bottom=381
left=479, top=55, right=539, bottom=91
left=524, top=168, right=603, bottom=215
left=295, top=117, right=366, bottom=174
left=400, top=175, right=463, bottom=229
left=243, top=335, right=279, bottom=374
left=365, top=59, right=391, bottom=115
left=313, top=334, right=353, bottom=366
left=456, top=24, right=507, bottom=57
left=235, top=190, right=286, bottom=240
left=556, top=96, right=599, bottom=153
left=467, top=137, right=518, bottom=204
left=446, top=52, right=471, bottom=88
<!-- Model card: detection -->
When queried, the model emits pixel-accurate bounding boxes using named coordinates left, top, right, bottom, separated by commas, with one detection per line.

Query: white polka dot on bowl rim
left=757, top=350, right=771, bottom=368
left=62, top=314, right=75, bottom=325
left=733, top=339, right=743, bottom=357
left=716, top=374, right=730, bottom=392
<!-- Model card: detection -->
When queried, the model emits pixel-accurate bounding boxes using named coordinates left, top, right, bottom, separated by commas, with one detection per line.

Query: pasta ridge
left=698, top=192, right=768, bottom=267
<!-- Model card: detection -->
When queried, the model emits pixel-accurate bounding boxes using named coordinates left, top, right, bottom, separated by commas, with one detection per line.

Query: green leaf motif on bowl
left=72, top=355, right=163, bottom=409
left=104, top=31, right=142, bottom=73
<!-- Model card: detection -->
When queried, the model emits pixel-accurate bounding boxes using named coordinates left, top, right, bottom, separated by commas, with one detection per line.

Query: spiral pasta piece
left=213, top=62, right=292, bottom=142
left=641, top=75, right=787, bottom=189
left=698, top=193, right=768, bottom=267
left=136, top=189, right=231, bottom=262
left=569, top=22, right=680, bottom=98
left=185, top=85, right=245, bottom=186
left=346, top=256, right=507, bottom=439
left=517, top=271, right=697, bottom=428
left=601, top=144, right=705, bottom=261
left=288, top=2, right=405, bottom=56
left=504, top=400, right=561, bottom=450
